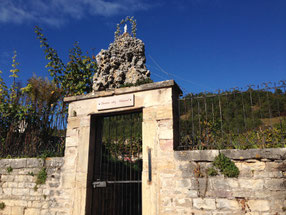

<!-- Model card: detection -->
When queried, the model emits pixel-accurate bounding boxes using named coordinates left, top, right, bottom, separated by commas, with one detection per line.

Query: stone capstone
left=92, top=33, right=151, bottom=91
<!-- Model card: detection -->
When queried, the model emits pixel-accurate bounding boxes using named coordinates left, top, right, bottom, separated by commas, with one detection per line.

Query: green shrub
left=213, top=153, right=239, bottom=178
left=0, top=202, right=5, bottom=210
left=34, top=168, right=47, bottom=191
left=36, top=168, right=47, bottom=185
left=6, top=166, right=13, bottom=173
left=27, top=172, right=34, bottom=176
left=207, top=167, right=218, bottom=176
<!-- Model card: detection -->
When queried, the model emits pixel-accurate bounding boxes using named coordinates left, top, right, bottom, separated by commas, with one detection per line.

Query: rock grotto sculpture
left=92, top=18, right=151, bottom=91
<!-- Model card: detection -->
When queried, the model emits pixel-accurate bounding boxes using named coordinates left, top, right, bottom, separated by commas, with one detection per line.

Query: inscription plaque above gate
left=97, top=94, right=134, bottom=110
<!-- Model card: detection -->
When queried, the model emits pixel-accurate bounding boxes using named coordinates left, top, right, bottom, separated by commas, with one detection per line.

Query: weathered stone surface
left=60, top=78, right=286, bottom=215
left=216, top=199, right=240, bottom=210
left=239, top=179, right=264, bottom=190
left=174, top=150, right=219, bottom=161
left=26, top=159, right=44, bottom=168
left=248, top=200, right=270, bottom=212
left=162, top=149, right=285, bottom=214
left=193, top=198, right=216, bottom=210
left=92, top=33, right=151, bottom=91
left=174, top=148, right=286, bottom=162
left=24, top=208, right=41, bottom=215
left=0, top=157, right=67, bottom=215
left=264, top=178, right=286, bottom=190
left=64, top=80, right=181, bottom=103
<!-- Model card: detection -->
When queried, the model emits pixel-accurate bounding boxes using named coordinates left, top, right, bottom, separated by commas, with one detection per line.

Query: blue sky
left=0, top=0, right=285, bottom=95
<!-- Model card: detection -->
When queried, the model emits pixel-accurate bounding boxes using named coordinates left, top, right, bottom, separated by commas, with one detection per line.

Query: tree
left=35, top=26, right=97, bottom=96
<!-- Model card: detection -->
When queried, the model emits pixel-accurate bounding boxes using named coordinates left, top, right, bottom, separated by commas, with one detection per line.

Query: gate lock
left=92, top=180, right=141, bottom=188
left=92, top=181, right=107, bottom=188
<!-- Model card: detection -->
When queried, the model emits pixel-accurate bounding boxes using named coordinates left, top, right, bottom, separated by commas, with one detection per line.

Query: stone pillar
left=63, top=80, right=182, bottom=215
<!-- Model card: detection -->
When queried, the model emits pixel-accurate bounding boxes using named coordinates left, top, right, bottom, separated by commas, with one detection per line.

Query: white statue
left=124, top=24, right=127, bottom=33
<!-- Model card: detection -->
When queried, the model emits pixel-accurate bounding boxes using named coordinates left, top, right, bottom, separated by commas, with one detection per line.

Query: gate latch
left=92, top=181, right=107, bottom=188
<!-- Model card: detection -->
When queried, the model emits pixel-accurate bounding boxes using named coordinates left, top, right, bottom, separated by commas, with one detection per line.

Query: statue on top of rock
left=92, top=16, right=151, bottom=91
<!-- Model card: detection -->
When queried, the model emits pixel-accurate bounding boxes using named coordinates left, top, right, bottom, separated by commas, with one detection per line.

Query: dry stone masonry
left=1, top=82, right=285, bottom=215
left=92, top=33, right=151, bottom=91
left=158, top=148, right=286, bottom=214
left=0, top=158, right=68, bottom=215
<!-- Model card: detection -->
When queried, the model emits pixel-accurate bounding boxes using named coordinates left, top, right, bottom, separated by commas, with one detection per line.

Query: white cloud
left=0, top=0, right=151, bottom=27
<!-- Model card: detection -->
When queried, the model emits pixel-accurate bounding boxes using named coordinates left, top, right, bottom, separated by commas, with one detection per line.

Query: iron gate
left=91, top=112, right=142, bottom=215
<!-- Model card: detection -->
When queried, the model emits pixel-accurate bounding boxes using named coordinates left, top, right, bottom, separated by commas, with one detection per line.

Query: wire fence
left=178, top=81, right=286, bottom=150
left=0, top=109, right=66, bottom=158
left=2, top=78, right=286, bottom=156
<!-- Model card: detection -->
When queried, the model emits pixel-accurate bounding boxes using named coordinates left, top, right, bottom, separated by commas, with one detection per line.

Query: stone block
left=14, top=175, right=34, bottom=183
left=159, top=139, right=173, bottom=152
left=143, top=88, right=172, bottom=108
left=12, top=188, right=30, bottom=196
left=244, top=213, right=260, bottom=215
left=26, top=159, right=44, bottom=168
left=66, top=127, right=78, bottom=137
left=210, top=178, right=239, bottom=190
left=157, top=160, right=175, bottom=172
left=248, top=200, right=270, bottom=212
left=174, top=150, right=219, bottom=162
left=30, top=188, right=43, bottom=196
left=0, top=159, right=10, bottom=168
left=6, top=182, right=18, bottom=188
left=207, top=189, right=233, bottom=198
left=61, top=172, right=76, bottom=189
left=143, top=106, right=173, bottom=121
left=3, top=188, right=12, bottom=195
left=24, top=208, right=41, bottom=215
left=175, top=179, right=192, bottom=189
left=45, top=158, right=64, bottom=168
left=174, top=198, right=192, bottom=207
left=11, top=206, right=24, bottom=215
left=40, top=210, right=56, bottom=215
left=76, top=127, right=91, bottom=173
left=0, top=205, right=11, bottom=215
left=158, top=119, right=173, bottom=140
left=216, top=199, right=240, bottom=210
left=63, top=147, right=77, bottom=171
left=241, top=161, right=265, bottom=171
left=24, top=183, right=36, bottom=189
left=238, top=179, right=264, bottom=190
left=188, top=209, right=212, bottom=215
left=253, top=170, right=282, bottom=178
left=68, top=99, right=97, bottom=116
left=10, top=159, right=27, bottom=169
left=180, top=189, right=198, bottom=198
left=65, top=136, right=78, bottom=147
left=269, top=199, right=285, bottom=212
left=67, top=117, right=81, bottom=130
left=193, top=198, right=216, bottom=210
left=220, top=148, right=286, bottom=160
left=80, top=116, right=91, bottom=127
left=264, top=178, right=286, bottom=190
left=265, top=161, right=281, bottom=170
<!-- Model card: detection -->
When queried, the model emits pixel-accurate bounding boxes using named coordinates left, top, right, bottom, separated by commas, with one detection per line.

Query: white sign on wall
left=97, top=94, right=134, bottom=111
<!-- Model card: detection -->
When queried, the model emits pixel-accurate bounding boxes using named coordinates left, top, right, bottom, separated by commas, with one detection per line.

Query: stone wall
left=1, top=81, right=285, bottom=215
left=159, top=148, right=286, bottom=215
left=0, top=157, right=69, bottom=215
